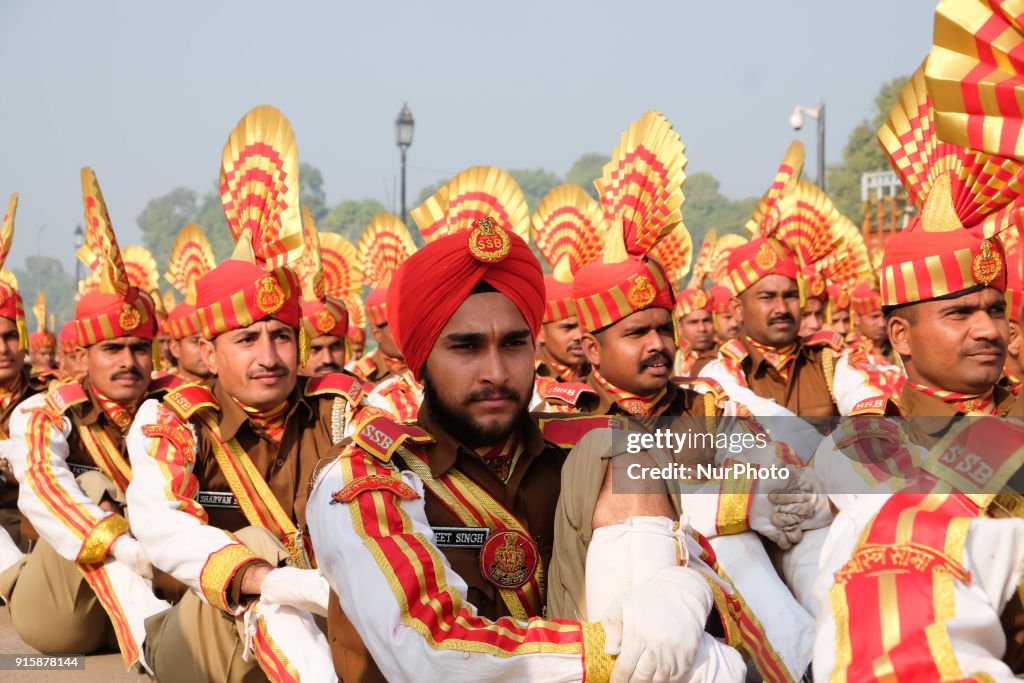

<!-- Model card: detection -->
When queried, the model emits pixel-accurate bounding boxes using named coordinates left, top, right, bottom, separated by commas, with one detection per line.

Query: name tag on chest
left=68, top=463, right=101, bottom=477
left=196, top=490, right=239, bottom=508
left=432, top=526, right=489, bottom=549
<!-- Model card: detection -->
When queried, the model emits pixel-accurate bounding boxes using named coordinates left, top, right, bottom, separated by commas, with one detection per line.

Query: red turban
left=708, top=285, right=733, bottom=315
left=674, top=287, right=713, bottom=319
left=366, top=287, right=389, bottom=327
left=572, top=256, right=674, bottom=333
left=195, top=260, right=301, bottom=339
left=300, top=295, right=349, bottom=339
left=389, top=219, right=544, bottom=382
left=75, top=287, right=158, bottom=344
left=59, top=321, right=79, bottom=354
left=850, top=283, right=883, bottom=317
left=165, top=301, right=201, bottom=340
left=880, top=222, right=1006, bottom=307
left=725, top=237, right=800, bottom=297
left=29, top=330, right=56, bottom=354
left=542, top=275, right=575, bottom=323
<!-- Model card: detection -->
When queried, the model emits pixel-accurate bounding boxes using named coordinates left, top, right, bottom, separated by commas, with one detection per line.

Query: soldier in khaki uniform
left=537, top=113, right=825, bottom=682
left=125, top=106, right=365, bottom=682
left=700, top=144, right=873, bottom=423
left=1, top=171, right=172, bottom=670
left=673, top=287, right=718, bottom=377
left=346, top=253, right=409, bottom=384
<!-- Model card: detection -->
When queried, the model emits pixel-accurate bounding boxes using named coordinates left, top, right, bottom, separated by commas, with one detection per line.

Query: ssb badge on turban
left=468, top=217, right=510, bottom=263
left=972, top=239, right=1002, bottom=286
left=755, top=241, right=778, bottom=271
left=316, top=309, right=336, bottom=335
left=627, top=275, right=657, bottom=309
left=256, top=275, right=286, bottom=315
left=118, top=303, right=141, bottom=332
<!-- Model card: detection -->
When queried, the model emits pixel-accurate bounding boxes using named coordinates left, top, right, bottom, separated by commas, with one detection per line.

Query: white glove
left=110, top=535, right=153, bottom=580
left=259, top=566, right=330, bottom=617
left=600, top=565, right=713, bottom=683
left=750, top=469, right=829, bottom=549
left=586, top=516, right=688, bottom=621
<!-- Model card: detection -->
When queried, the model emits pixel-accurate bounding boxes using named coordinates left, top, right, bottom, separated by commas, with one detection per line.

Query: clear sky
left=0, top=0, right=935, bottom=270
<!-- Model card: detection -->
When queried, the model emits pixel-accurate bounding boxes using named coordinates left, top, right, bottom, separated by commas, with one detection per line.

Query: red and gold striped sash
left=80, top=563, right=138, bottom=670
left=396, top=445, right=544, bottom=621
left=188, top=409, right=308, bottom=567
left=691, top=532, right=793, bottom=683
left=829, top=493, right=980, bottom=682
left=75, top=423, right=133, bottom=494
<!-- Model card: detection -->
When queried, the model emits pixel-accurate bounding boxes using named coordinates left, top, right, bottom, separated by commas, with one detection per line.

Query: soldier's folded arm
left=8, top=393, right=125, bottom=564
left=126, top=398, right=267, bottom=614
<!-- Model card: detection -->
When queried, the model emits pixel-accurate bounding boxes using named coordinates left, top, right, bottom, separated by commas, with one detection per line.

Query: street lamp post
left=73, top=224, right=84, bottom=300
left=789, top=100, right=826, bottom=192
left=395, top=102, right=415, bottom=228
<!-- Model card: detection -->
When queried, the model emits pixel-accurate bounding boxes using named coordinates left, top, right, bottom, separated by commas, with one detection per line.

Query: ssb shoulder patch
left=718, top=339, right=748, bottom=361
left=536, top=377, right=596, bottom=406
left=48, top=381, right=89, bottom=414
left=163, top=384, right=219, bottom=420
left=804, top=330, right=845, bottom=351
left=536, top=414, right=627, bottom=448
left=352, top=413, right=434, bottom=463
left=849, top=395, right=888, bottom=416
left=305, top=372, right=365, bottom=404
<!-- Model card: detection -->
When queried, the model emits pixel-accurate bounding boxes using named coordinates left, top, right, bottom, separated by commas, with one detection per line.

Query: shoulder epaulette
left=673, top=376, right=727, bottom=403
left=804, top=330, right=845, bottom=352
left=849, top=395, right=888, bottom=416
left=718, top=338, right=747, bottom=361
left=30, top=368, right=59, bottom=383
left=28, top=370, right=57, bottom=392
left=163, top=383, right=219, bottom=421
left=148, top=373, right=187, bottom=395
left=351, top=412, right=434, bottom=463
left=47, top=381, right=88, bottom=414
left=347, top=355, right=378, bottom=382
left=535, top=377, right=596, bottom=406
left=535, top=414, right=627, bottom=449
left=305, top=372, right=365, bottom=404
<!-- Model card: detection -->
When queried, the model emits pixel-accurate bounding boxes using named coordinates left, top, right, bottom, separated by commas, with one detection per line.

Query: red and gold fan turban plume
left=195, top=105, right=305, bottom=341
left=164, top=224, right=216, bottom=340
left=531, top=183, right=607, bottom=323
left=357, top=212, right=416, bottom=327
left=879, top=60, right=1024, bottom=307
left=75, top=168, right=158, bottom=345
left=572, top=111, right=688, bottom=333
